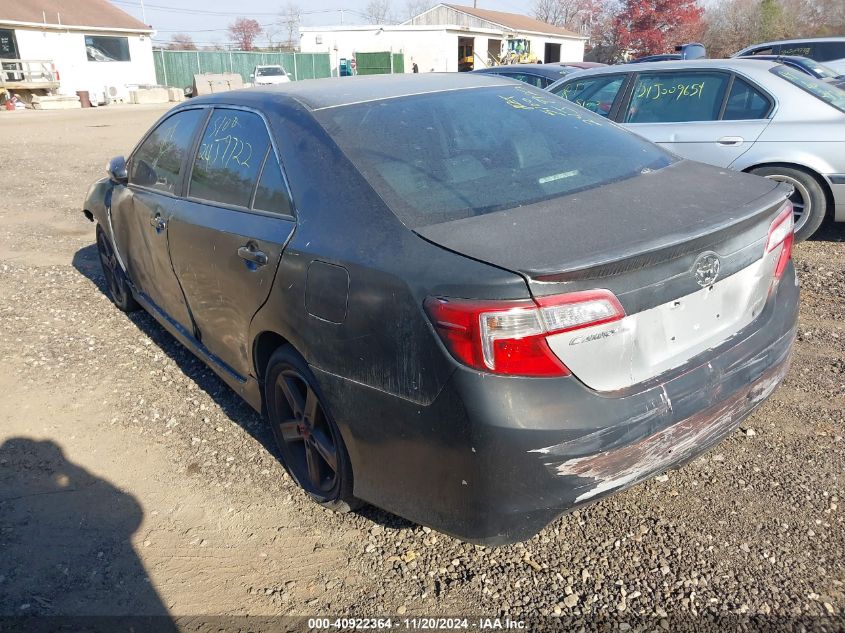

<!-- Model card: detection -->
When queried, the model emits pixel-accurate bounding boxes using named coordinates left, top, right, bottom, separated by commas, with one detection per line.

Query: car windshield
left=257, top=67, right=285, bottom=76
left=771, top=65, right=845, bottom=113
left=316, top=86, right=675, bottom=227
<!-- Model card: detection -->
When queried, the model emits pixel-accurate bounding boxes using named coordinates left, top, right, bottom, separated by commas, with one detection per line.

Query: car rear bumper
left=316, top=263, right=799, bottom=545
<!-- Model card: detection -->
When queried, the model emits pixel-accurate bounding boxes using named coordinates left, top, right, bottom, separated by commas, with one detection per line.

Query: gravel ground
left=0, top=105, right=843, bottom=630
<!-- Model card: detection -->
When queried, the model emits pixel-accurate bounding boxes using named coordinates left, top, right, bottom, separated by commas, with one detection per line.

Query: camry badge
left=693, top=252, right=721, bottom=287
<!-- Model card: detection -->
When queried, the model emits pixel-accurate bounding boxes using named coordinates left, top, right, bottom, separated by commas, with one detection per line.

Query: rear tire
left=750, top=166, right=827, bottom=242
left=96, top=226, right=139, bottom=312
left=265, top=345, right=360, bottom=513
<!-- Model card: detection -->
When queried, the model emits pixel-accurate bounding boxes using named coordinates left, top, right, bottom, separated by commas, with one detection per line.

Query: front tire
left=96, top=226, right=139, bottom=312
left=265, top=345, right=359, bottom=512
left=750, top=166, right=827, bottom=242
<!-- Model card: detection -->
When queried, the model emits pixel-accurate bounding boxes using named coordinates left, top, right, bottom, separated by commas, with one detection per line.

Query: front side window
left=723, top=77, right=772, bottom=120
left=85, top=35, right=130, bottom=62
left=316, top=86, right=674, bottom=227
left=747, top=46, right=775, bottom=56
left=189, top=109, right=271, bottom=208
left=550, top=75, right=625, bottom=117
left=130, top=109, right=205, bottom=194
left=625, top=72, right=729, bottom=123
left=771, top=65, right=845, bottom=113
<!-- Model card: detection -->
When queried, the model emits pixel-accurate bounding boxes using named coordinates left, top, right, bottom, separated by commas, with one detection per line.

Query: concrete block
left=167, top=87, right=184, bottom=102
left=129, top=88, right=170, bottom=104
left=192, top=73, right=244, bottom=96
left=31, top=94, right=81, bottom=110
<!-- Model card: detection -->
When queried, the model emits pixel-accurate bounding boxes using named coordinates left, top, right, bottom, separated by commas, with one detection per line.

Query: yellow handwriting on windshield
left=499, top=88, right=602, bottom=125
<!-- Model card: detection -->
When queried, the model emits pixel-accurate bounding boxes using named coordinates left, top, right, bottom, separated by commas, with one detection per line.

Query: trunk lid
left=416, top=160, right=793, bottom=391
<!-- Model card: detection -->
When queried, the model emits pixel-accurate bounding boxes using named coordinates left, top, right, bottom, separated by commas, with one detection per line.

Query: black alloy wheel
left=96, top=226, right=139, bottom=312
left=265, top=346, right=358, bottom=512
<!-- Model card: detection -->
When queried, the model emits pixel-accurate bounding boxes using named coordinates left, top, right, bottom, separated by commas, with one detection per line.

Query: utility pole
left=139, top=0, right=147, bottom=23
left=340, top=9, right=344, bottom=25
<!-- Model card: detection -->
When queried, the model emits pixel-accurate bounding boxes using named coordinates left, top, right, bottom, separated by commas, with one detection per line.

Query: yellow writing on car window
left=635, top=81, right=705, bottom=101
left=197, top=115, right=254, bottom=170
left=499, top=88, right=602, bottom=125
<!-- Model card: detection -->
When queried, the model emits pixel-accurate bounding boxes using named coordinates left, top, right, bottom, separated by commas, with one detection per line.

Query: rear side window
left=551, top=75, right=625, bottom=117
left=771, top=65, right=845, bottom=113
left=316, top=85, right=674, bottom=227
left=747, top=46, right=775, bottom=56
left=625, top=72, right=729, bottom=123
left=189, top=109, right=271, bottom=208
left=253, top=152, right=293, bottom=215
left=511, top=73, right=550, bottom=88
left=723, top=78, right=772, bottom=120
left=130, top=108, right=205, bottom=194
left=814, top=41, right=845, bottom=62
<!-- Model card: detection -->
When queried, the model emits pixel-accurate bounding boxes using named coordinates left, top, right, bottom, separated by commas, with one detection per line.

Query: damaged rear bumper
left=442, top=264, right=798, bottom=544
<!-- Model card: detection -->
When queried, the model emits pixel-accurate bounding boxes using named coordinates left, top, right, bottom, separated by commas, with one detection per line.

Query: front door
left=167, top=108, right=296, bottom=378
left=621, top=70, right=772, bottom=168
left=111, top=108, right=207, bottom=330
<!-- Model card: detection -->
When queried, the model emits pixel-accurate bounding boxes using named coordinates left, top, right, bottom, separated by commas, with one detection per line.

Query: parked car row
left=474, top=39, right=845, bottom=241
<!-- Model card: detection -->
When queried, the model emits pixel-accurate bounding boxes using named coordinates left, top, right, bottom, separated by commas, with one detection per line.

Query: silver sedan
left=547, top=59, right=845, bottom=240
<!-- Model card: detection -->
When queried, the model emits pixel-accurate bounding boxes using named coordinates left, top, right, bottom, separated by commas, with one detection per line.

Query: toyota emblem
left=693, top=252, right=721, bottom=287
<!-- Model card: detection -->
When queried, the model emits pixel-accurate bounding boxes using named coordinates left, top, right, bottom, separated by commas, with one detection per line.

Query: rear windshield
left=771, top=65, right=845, bottom=113
left=316, top=85, right=674, bottom=227
left=257, top=67, right=286, bottom=76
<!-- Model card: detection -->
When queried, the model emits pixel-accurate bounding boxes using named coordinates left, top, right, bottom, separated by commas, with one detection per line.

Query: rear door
left=111, top=107, right=207, bottom=330
left=621, top=70, right=772, bottom=167
left=166, top=107, right=296, bottom=379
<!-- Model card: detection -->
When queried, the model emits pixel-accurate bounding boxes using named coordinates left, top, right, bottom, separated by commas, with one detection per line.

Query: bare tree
left=364, top=0, right=394, bottom=24
left=534, top=0, right=607, bottom=34
left=228, top=17, right=263, bottom=51
left=280, top=3, right=302, bottom=50
left=404, top=0, right=433, bottom=21
left=168, top=33, right=197, bottom=50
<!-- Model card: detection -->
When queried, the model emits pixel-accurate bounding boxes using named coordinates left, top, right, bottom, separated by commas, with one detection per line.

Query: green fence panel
left=392, top=53, right=405, bottom=73
left=354, top=51, right=405, bottom=75
left=153, top=50, right=332, bottom=88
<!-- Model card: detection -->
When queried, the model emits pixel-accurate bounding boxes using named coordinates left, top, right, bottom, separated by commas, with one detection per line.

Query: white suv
left=251, top=65, right=291, bottom=85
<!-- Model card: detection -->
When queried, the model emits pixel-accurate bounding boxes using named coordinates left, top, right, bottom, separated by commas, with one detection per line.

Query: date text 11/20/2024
left=308, top=617, right=527, bottom=630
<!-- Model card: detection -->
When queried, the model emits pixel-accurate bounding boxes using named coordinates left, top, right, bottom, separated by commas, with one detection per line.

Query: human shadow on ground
left=0, top=437, right=176, bottom=630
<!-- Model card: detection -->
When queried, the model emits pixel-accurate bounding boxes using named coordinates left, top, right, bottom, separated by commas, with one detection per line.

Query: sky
left=111, top=0, right=536, bottom=48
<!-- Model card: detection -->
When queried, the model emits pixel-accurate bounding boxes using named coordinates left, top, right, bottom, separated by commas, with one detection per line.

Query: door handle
left=237, top=245, right=268, bottom=266
left=717, top=136, right=744, bottom=146
left=149, top=213, right=166, bottom=231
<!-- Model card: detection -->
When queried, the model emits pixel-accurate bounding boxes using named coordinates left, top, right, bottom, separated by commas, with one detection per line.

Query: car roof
left=744, top=36, right=845, bottom=46
left=192, top=73, right=515, bottom=111
left=473, top=64, right=573, bottom=79
left=553, top=58, right=784, bottom=80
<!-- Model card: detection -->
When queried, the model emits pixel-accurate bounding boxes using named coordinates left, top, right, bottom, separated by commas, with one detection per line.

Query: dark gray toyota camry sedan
left=83, top=74, right=798, bottom=544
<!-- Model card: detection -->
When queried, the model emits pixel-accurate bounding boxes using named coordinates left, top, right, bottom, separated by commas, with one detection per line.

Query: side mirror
left=107, top=155, right=128, bottom=185
left=249, top=73, right=255, bottom=79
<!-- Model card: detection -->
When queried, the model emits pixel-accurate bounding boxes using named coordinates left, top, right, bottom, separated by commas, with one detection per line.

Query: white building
left=0, top=0, right=156, bottom=101
left=299, top=3, right=586, bottom=75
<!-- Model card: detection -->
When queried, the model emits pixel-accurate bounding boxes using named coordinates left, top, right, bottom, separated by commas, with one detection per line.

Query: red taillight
left=424, top=290, right=625, bottom=377
left=766, top=202, right=794, bottom=280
